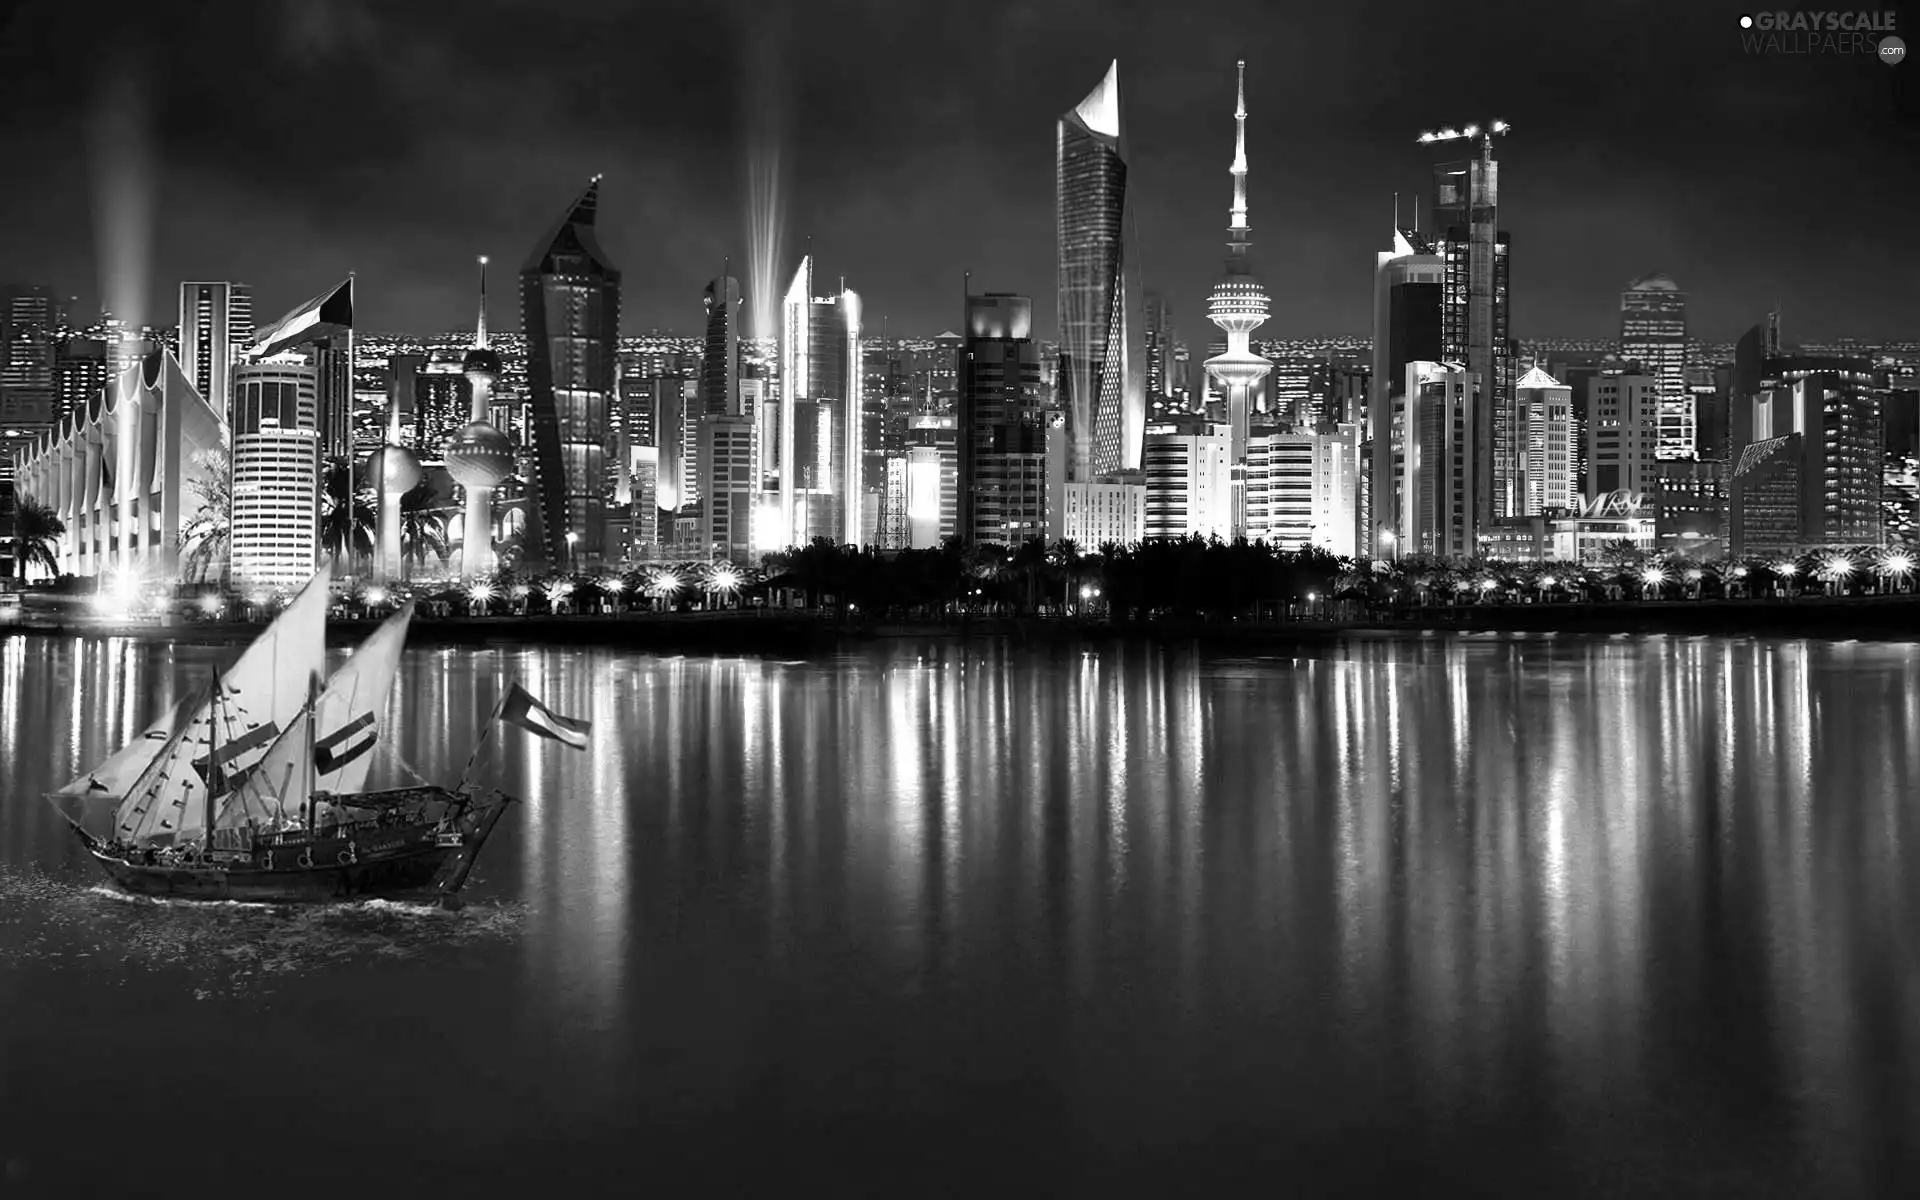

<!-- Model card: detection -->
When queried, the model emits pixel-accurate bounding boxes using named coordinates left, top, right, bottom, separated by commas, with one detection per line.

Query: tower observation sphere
left=444, top=421, right=516, bottom=489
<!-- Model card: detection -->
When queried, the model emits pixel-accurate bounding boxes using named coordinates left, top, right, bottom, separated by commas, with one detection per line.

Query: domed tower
left=444, top=255, right=515, bottom=577
left=1203, top=61, right=1272, bottom=538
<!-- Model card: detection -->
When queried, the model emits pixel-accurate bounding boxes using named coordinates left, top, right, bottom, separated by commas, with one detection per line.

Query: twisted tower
left=1203, top=61, right=1272, bottom=538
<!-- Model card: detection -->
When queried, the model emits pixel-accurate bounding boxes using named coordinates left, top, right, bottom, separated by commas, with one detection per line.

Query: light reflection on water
left=0, top=633, right=1916, bottom=1191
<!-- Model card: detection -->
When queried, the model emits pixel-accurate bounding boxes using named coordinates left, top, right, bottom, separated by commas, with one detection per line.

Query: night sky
left=1, top=0, right=1915, bottom=343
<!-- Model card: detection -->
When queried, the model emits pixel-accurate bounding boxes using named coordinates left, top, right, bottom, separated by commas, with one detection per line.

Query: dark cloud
left=0, top=0, right=1913, bottom=343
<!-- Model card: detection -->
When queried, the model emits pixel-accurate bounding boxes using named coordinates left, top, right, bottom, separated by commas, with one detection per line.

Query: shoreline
left=5, top=595, right=1919, bottom=648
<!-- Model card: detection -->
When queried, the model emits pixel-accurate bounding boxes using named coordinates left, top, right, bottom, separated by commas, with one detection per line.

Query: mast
left=203, top=675, right=223, bottom=849
left=304, top=670, right=320, bottom=831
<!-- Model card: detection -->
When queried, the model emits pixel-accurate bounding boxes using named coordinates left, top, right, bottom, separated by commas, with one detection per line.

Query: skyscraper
left=1367, top=220, right=1444, bottom=550
left=1620, top=273, right=1690, bottom=460
left=177, top=281, right=253, bottom=422
left=1203, top=61, right=1273, bottom=540
left=1142, top=290, right=1175, bottom=406
left=1428, top=131, right=1515, bottom=529
left=1514, top=366, right=1576, bottom=514
left=777, top=254, right=863, bottom=548
left=702, top=270, right=743, bottom=416
left=229, top=354, right=321, bottom=590
left=1057, top=59, right=1144, bottom=481
left=957, top=291, right=1048, bottom=547
left=1585, top=372, right=1661, bottom=499
left=520, top=176, right=621, bottom=569
left=1, top=284, right=59, bottom=438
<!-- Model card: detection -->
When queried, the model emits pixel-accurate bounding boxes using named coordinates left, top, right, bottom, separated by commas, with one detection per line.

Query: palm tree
left=318, top=457, right=376, bottom=575
left=3, top=493, right=64, bottom=580
left=398, top=481, right=450, bottom=579
left=178, top=446, right=232, bottom=587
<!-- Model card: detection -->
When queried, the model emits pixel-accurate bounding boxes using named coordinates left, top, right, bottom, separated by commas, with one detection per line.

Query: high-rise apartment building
left=777, top=255, right=863, bottom=548
left=697, top=414, right=757, bottom=562
left=1142, top=418, right=1232, bottom=540
left=1247, top=423, right=1362, bottom=555
left=521, top=176, right=620, bottom=568
left=1731, top=354, right=1884, bottom=547
left=54, top=336, right=109, bottom=424
left=1, top=284, right=59, bottom=439
left=1619, top=273, right=1690, bottom=460
left=177, top=282, right=253, bottom=422
left=1057, top=59, right=1144, bottom=481
left=1514, top=366, right=1576, bottom=514
left=957, top=292, right=1048, bottom=547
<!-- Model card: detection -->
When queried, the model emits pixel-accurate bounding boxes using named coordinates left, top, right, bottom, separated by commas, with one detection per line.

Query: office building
left=1428, top=137, right=1514, bottom=526
left=1585, top=372, right=1660, bottom=499
left=1247, top=422, right=1362, bottom=554
left=777, top=254, right=863, bottom=548
left=697, top=414, right=757, bottom=562
left=957, top=291, right=1048, bottom=547
left=229, top=354, right=321, bottom=589
left=1397, top=361, right=1479, bottom=560
left=1367, top=222, right=1444, bottom=553
left=521, top=176, right=620, bottom=568
left=703, top=271, right=743, bottom=416
left=1619, top=273, right=1690, bottom=460
left=177, top=282, right=253, bottom=422
left=1057, top=59, right=1144, bottom=481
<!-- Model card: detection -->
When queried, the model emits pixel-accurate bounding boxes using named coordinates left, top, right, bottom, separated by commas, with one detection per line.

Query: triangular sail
left=53, top=694, right=192, bottom=798
left=106, top=566, right=333, bottom=845
left=312, top=602, right=413, bottom=795
left=219, top=704, right=316, bottom=832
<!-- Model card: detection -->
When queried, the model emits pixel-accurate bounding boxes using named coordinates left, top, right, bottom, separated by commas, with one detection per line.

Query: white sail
left=106, top=566, right=333, bottom=845
left=312, top=603, right=413, bottom=795
left=52, top=694, right=192, bottom=798
left=219, top=703, right=316, bottom=831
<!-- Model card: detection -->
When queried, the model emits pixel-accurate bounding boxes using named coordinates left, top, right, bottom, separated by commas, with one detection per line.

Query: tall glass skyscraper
left=1619, top=273, right=1690, bottom=460
left=1056, top=59, right=1143, bottom=480
left=778, top=255, right=863, bottom=548
left=520, top=175, right=621, bottom=569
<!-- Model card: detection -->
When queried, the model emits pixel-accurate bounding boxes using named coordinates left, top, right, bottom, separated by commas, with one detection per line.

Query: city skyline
left=0, top=2, right=1914, bottom=344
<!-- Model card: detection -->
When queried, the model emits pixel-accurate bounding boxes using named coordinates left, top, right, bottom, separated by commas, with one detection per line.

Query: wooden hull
left=76, top=790, right=515, bottom=906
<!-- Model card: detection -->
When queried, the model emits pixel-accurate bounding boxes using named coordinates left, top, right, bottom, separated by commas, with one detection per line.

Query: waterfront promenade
left=5, top=593, right=1918, bottom=648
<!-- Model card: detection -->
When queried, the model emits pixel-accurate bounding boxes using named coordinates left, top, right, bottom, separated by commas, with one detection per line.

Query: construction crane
left=1416, top=119, right=1511, bottom=148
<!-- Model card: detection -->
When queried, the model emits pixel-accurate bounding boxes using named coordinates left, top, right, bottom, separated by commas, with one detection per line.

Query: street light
left=565, top=530, right=579, bottom=575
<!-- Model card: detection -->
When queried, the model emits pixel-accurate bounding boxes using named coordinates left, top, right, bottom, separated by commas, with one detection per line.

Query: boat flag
left=497, top=683, right=591, bottom=750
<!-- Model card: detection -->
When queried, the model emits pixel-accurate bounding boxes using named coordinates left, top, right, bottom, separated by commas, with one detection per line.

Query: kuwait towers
left=1203, top=60, right=1271, bottom=539
left=444, top=256, right=516, bottom=577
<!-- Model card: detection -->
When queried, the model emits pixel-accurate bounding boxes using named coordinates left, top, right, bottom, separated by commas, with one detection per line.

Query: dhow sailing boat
left=51, top=565, right=591, bottom=905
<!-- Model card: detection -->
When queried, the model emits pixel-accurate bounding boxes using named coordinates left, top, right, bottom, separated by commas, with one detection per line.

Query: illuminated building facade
left=1397, top=361, right=1479, bottom=560
left=698, top=414, right=756, bottom=562
left=1143, top=418, right=1231, bottom=540
left=1248, top=423, right=1362, bottom=555
left=702, top=272, right=742, bottom=416
left=1057, top=59, right=1144, bottom=482
left=1620, top=273, right=1690, bottom=460
left=905, top=415, right=958, bottom=548
left=229, top=354, right=321, bottom=590
left=520, top=176, right=621, bottom=568
left=957, top=292, right=1047, bottom=547
left=10, top=351, right=225, bottom=580
left=1062, top=478, right=1144, bottom=548
left=777, top=255, right=863, bottom=548
left=1429, top=142, right=1514, bottom=526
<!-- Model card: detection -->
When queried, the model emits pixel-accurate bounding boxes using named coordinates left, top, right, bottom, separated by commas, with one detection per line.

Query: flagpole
left=458, top=682, right=513, bottom=792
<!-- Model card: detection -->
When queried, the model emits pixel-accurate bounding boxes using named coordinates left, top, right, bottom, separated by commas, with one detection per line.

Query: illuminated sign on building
left=1574, top=489, right=1648, bottom=518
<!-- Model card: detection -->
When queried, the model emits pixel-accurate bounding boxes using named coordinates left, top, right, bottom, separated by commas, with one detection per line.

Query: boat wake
left=0, top=865, right=525, bottom=998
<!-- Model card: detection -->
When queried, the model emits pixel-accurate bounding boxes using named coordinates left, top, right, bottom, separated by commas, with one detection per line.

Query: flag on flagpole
left=497, top=683, right=591, bottom=750
left=249, top=277, right=354, bottom=361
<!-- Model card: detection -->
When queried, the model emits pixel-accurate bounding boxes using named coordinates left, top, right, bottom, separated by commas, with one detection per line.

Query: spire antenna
left=475, top=255, right=490, bottom=349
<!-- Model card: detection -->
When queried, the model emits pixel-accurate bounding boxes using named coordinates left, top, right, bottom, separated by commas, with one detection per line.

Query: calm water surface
left=1, top=633, right=1917, bottom=1195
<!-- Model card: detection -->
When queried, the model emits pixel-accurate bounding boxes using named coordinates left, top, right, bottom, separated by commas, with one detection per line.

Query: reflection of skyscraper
left=1620, top=274, right=1690, bottom=460
left=521, top=176, right=621, bottom=568
left=777, top=255, right=862, bottom=548
left=177, top=282, right=253, bottom=421
left=1057, top=59, right=1143, bottom=481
